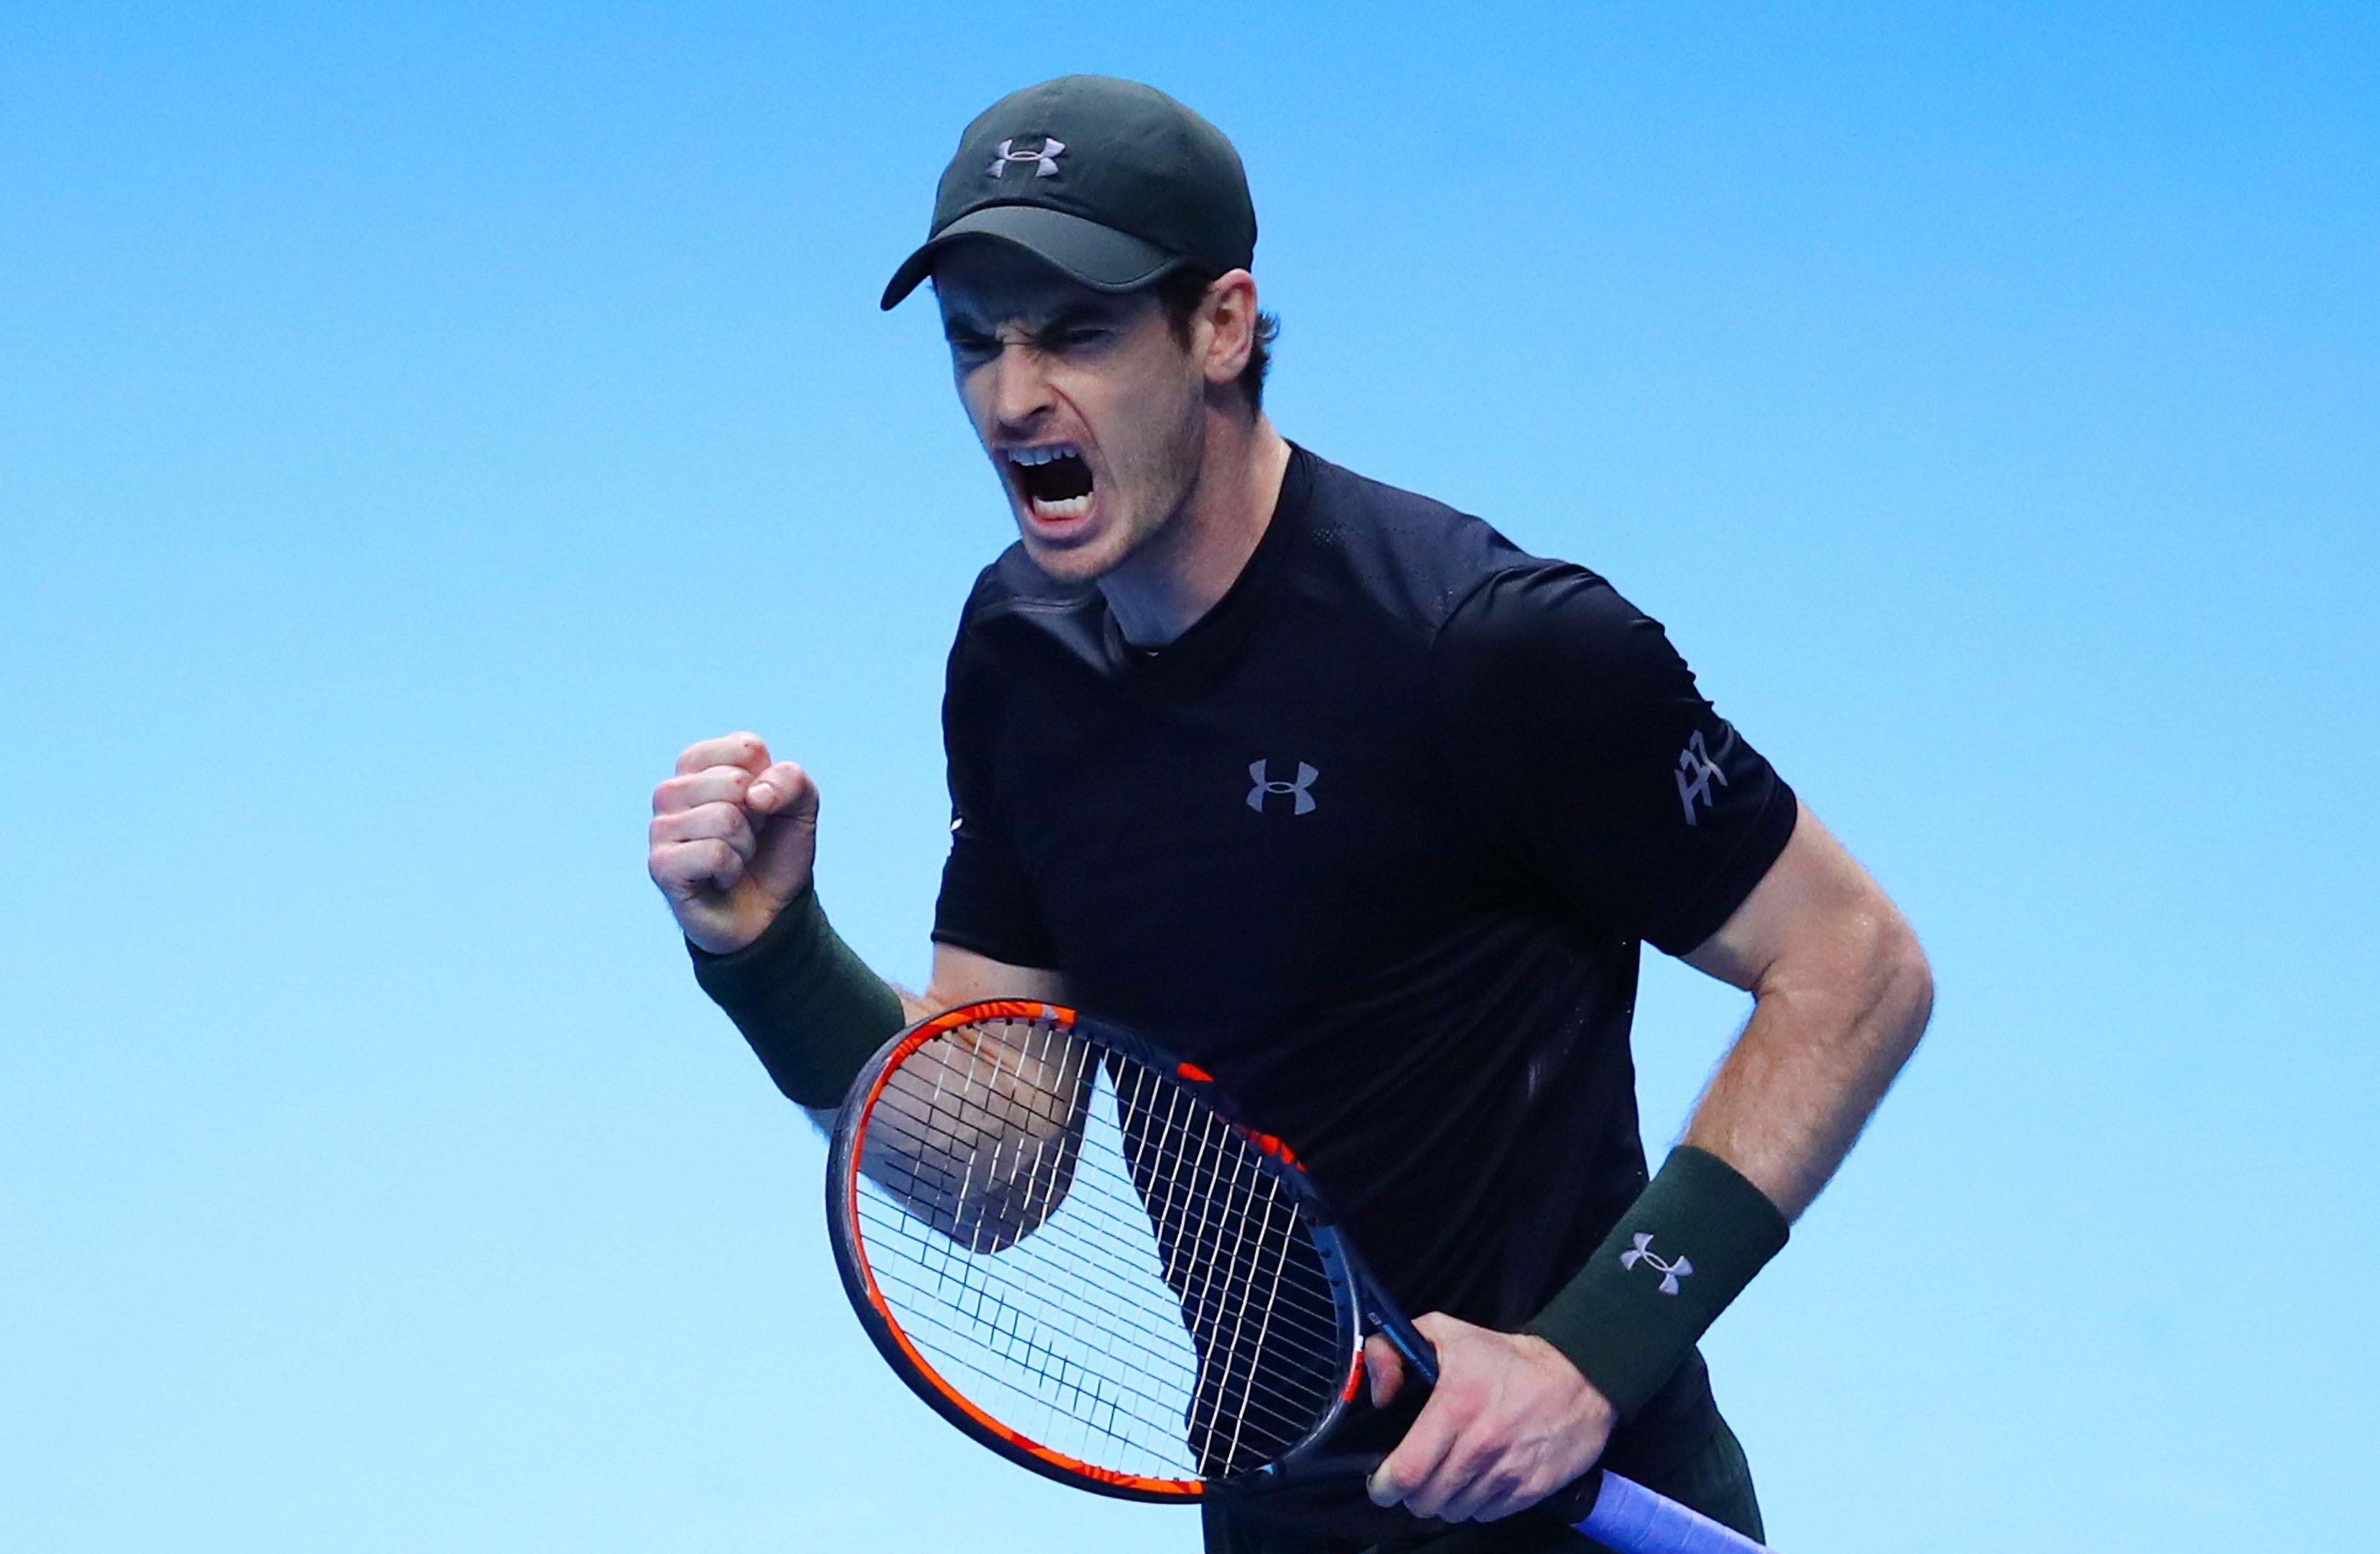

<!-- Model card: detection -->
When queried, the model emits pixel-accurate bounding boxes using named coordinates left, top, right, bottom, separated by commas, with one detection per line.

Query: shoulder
left=1293, top=453, right=1667, bottom=673
left=1424, top=563, right=1723, bottom=771
left=1290, top=453, right=1541, bottom=633
left=1441, top=564, right=1674, bottom=670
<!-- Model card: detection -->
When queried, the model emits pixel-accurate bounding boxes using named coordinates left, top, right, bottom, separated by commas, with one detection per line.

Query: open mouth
left=1006, top=443, right=1095, bottom=522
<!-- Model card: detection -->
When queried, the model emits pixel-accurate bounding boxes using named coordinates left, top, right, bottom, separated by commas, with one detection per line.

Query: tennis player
left=647, top=76, right=1933, bottom=1553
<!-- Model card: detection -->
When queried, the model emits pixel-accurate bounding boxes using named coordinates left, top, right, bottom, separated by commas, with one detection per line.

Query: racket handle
left=1565, top=1470, right=1772, bottom=1554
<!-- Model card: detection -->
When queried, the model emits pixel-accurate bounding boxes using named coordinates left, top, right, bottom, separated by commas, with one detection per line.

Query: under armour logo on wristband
left=1619, top=1233, right=1693, bottom=1295
left=1246, top=760, right=1318, bottom=816
left=1674, top=730, right=1729, bottom=826
left=988, top=137, right=1065, bottom=178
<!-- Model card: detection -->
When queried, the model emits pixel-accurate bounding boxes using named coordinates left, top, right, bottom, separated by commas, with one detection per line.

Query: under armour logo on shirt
left=988, top=136, right=1065, bottom=178
left=1674, top=729, right=1729, bottom=826
left=1247, top=760, right=1318, bottom=816
left=1619, top=1232, right=1693, bottom=1295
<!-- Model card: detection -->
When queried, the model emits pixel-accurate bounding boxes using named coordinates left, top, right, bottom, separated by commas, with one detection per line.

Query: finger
left=652, top=765, right=757, bottom=816
left=1434, top=1459, right=1523, bottom=1525
left=1385, top=1312, right=1485, bottom=1521
left=1400, top=1429, right=1495, bottom=1522
left=674, top=732, right=770, bottom=778
left=1367, top=1389, right=1458, bottom=1510
left=746, top=760, right=815, bottom=817
left=649, top=837, right=746, bottom=899
left=1464, top=1472, right=1554, bottom=1525
left=649, top=801, right=759, bottom=860
left=1363, top=1335, right=1406, bottom=1408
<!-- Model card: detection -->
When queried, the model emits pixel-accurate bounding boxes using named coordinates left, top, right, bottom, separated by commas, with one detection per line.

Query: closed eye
left=945, top=327, right=1000, bottom=364
left=1031, top=309, right=1122, bottom=354
left=944, top=308, right=1123, bottom=366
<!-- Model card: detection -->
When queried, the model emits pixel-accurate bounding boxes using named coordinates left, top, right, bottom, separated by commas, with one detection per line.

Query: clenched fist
left=647, top=732, right=819, bottom=954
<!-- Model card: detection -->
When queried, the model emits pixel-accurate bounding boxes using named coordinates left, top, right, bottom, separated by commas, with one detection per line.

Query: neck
left=1100, top=412, right=1292, bottom=648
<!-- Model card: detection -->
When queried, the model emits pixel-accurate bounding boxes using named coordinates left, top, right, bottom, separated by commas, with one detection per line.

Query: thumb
left=747, top=760, right=816, bottom=824
left=744, top=761, right=819, bottom=901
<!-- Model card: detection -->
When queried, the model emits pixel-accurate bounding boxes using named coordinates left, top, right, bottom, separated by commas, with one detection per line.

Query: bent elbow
left=1879, top=914, right=1935, bottom=1056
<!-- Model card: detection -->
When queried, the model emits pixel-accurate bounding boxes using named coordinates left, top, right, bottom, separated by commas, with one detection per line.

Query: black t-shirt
left=929, top=447, right=1796, bottom=1528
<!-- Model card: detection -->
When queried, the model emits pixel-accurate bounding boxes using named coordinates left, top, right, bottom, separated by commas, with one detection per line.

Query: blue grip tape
left=1574, top=1471, right=1771, bottom=1553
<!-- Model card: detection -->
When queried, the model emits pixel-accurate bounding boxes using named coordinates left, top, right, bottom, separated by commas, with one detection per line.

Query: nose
left=985, top=344, right=1057, bottom=437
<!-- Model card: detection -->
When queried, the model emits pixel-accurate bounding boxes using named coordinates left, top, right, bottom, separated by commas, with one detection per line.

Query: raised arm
left=650, top=733, right=1085, bottom=1245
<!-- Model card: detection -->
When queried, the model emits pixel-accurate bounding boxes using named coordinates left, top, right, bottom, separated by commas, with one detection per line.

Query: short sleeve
left=931, top=620, right=1064, bottom=971
left=1431, top=565, right=1797, bottom=955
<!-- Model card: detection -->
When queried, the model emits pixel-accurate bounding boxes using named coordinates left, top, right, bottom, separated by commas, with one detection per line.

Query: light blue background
left=4, top=5, right=2373, bottom=1550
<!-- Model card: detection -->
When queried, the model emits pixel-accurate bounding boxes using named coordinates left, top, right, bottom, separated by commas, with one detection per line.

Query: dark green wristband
left=688, top=886, right=906, bottom=1108
left=1522, top=1146, right=1790, bottom=1421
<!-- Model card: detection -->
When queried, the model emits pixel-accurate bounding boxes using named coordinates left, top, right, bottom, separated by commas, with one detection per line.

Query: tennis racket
left=826, top=999, right=1771, bottom=1553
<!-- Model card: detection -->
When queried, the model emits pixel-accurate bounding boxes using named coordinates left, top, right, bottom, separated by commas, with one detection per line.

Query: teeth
left=1007, top=443, right=1080, bottom=467
left=1031, top=494, right=1092, bottom=520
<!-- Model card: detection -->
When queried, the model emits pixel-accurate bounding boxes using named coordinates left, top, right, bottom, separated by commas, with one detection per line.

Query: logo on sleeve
left=1619, top=1233, right=1693, bottom=1296
left=1674, top=730, right=1729, bottom=826
left=1246, top=760, right=1318, bottom=816
left=988, top=136, right=1065, bottom=178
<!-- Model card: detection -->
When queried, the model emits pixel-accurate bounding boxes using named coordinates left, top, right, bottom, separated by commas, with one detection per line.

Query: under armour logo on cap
left=1619, top=1233, right=1693, bottom=1295
left=1246, top=760, right=1318, bottom=816
left=988, top=136, right=1065, bottom=178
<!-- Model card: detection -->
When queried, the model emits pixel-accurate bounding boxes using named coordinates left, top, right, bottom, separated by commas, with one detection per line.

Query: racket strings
left=855, top=1021, right=1346, bottom=1360
left=850, top=1017, right=1350, bottom=1482
left=856, top=1146, right=1349, bottom=1457
left=855, top=1138, right=1345, bottom=1360
left=858, top=1074, right=1348, bottom=1352
left=857, top=1027, right=1351, bottom=1371
left=1108, top=1059, right=1346, bottom=1475
left=860, top=1019, right=1345, bottom=1463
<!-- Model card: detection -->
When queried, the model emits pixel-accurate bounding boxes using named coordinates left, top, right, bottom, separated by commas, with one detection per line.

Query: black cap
left=880, top=76, right=1256, bottom=311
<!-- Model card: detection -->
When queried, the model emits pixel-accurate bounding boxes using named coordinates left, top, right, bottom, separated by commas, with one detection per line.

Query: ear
left=1195, top=269, right=1261, bottom=387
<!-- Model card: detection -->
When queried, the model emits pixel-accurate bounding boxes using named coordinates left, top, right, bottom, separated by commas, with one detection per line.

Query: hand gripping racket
left=827, top=1001, right=1772, bottom=1553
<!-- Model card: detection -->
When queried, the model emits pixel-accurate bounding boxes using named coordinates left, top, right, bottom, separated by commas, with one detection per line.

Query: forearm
left=690, top=885, right=910, bottom=1109
left=799, top=982, right=934, bottom=1133
left=1683, top=907, right=1933, bottom=1219
left=805, top=984, right=983, bottom=1130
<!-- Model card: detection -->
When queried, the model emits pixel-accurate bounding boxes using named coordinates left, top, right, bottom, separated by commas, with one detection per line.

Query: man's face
left=934, top=242, right=1208, bottom=583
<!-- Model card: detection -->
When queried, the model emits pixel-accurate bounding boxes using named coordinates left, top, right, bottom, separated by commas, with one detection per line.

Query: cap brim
left=880, top=204, right=1182, bottom=310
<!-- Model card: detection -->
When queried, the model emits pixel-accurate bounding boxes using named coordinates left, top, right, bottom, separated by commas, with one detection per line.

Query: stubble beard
left=1021, top=386, right=1208, bottom=589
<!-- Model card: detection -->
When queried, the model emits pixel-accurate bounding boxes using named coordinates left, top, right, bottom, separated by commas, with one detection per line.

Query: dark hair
left=1154, top=268, right=1278, bottom=414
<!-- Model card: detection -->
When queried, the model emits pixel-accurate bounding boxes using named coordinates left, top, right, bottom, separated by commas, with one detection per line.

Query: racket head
left=827, top=1000, right=1366, bottom=1502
